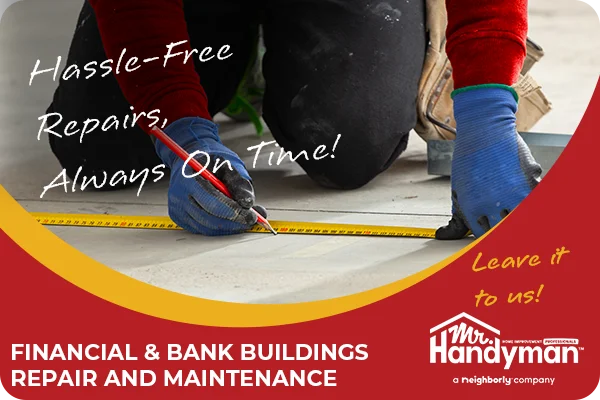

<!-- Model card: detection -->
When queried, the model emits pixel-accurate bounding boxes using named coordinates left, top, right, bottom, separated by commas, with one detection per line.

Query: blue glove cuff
left=155, top=117, right=251, bottom=182
left=452, top=86, right=519, bottom=153
left=156, top=117, right=220, bottom=166
left=452, top=84, right=518, bottom=102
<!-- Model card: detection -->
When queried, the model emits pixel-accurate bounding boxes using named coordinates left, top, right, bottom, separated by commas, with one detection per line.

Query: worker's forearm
left=445, top=0, right=528, bottom=89
left=89, top=0, right=211, bottom=125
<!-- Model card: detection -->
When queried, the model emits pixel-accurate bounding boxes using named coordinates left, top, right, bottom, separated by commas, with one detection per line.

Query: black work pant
left=48, top=0, right=427, bottom=190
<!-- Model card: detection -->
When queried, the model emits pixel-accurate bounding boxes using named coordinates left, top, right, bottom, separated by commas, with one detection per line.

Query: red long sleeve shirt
left=88, top=0, right=528, bottom=125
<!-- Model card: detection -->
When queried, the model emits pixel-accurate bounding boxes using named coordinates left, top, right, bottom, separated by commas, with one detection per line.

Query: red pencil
left=149, top=126, right=277, bottom=235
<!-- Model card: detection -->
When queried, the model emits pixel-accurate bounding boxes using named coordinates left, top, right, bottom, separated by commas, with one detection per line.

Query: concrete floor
left=0, top=0, right=597, bottom=303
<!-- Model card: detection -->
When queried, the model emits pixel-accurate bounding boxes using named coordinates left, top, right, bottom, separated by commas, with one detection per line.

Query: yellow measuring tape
left=30, top=212, right=436, bottom=239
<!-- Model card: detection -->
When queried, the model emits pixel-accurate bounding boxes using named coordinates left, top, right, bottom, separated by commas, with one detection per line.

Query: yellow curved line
left=0, top=185, right=476, bottom=327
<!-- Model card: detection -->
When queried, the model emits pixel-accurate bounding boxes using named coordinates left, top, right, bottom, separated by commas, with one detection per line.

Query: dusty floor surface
left=0, top=0, right=597, bottom=303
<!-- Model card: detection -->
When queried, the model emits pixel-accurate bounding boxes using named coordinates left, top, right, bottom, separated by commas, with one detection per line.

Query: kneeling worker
left=46, top=0, right=542, bottom=239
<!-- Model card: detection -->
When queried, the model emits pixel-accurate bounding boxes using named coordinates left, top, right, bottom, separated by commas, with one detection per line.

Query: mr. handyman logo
left=429, top=313, right=581, bottom=370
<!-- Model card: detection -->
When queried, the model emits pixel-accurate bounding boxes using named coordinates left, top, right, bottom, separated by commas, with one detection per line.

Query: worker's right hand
left=155, top=117, right=265, bottom=236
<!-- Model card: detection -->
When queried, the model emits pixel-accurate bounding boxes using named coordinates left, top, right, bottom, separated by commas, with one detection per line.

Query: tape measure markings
left=31, top=212, right=436, bottom=239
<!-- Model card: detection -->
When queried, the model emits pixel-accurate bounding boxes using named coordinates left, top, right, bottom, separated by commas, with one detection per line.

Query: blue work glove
left=156, top=117, right=266, bottom=236
left=436, top=86, right=542, bottom=240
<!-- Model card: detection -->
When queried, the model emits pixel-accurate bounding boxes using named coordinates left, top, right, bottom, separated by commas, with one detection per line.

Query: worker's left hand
left=436, top=86, right=543, bottom=240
